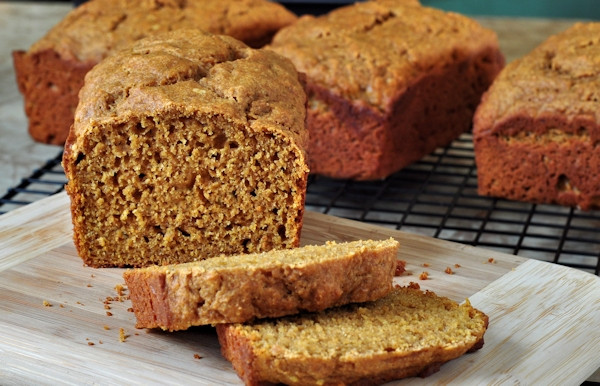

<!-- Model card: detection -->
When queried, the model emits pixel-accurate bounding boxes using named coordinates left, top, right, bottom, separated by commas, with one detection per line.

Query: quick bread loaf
left=269, top=0, right=504, bottom=180
left=123, top=239, right=400, bottom=330
left=13, top=0, right=297, bottom=144
left=217, top=284, right=489, bottom=385
left=474, top=22, right=600, bottom=210
left=63, top=29, right=309, bottom=267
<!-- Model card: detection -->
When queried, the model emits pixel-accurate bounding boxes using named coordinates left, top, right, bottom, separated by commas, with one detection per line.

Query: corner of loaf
left=473, top=22, right=600, bottom=210
left=62, top=29, right=309, bottom=267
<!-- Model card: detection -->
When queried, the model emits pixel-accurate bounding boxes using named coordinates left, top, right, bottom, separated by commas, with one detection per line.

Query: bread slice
left=123, top=238, right=399, bottom=331
left=217, top=284, right=489, bottom=385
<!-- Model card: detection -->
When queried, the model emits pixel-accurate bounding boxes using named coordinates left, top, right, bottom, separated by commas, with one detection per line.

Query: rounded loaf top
left=72, top=28, right=307, bottom=152
left=474, top=22, right=600, bottom=134
left=29, top=0, right=298, bottom=62
left=269, top=0, right=501, bottom=110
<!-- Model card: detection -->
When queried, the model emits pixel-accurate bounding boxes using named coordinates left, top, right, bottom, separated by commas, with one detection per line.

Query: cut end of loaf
left=65, top=113, right=307, bottom=267
left=62, top=29, right=309, bottom=267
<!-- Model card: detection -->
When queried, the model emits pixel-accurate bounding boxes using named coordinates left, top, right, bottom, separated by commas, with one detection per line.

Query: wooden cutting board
left=1, top=191, right=599, bottom=385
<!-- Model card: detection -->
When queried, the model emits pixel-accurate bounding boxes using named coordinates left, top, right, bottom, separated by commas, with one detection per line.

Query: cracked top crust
left=474, top=22, right=600, bottom=136
left=268, top=0, right=500, bottom=110
left=28, top=0, right=297, bottom=62
left=71, top=29, right=307, bottom=153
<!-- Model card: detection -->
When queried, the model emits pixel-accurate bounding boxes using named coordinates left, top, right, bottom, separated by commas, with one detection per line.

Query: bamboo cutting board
left=1, top=192, right=599, bottom=385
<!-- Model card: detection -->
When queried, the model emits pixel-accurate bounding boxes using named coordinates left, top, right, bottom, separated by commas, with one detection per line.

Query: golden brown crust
left=123, top=239, right=400, bottom=330
left=15, top=0, right=297, bottom=144
left=474, top=22, right=600, bottom=210
left=217, top=286, right=489, bottom=385
left=63, top=29, right=308, bottom=268
left=269, top=0, right=504, bottom=180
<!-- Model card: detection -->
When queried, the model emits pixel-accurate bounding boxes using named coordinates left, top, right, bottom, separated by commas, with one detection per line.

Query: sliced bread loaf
left=62, top=29, right=309, bottom=267
left=123, top=238, right=399, bottom=330
left=217, top=284, right=488, bottom=385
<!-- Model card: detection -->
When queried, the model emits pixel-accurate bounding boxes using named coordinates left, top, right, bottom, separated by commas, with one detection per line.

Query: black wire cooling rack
left=2, top=133, right=599, bottom=276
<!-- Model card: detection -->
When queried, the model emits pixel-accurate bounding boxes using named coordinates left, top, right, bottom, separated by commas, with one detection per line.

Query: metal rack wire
left=305, top=134, right=600, bottom=275
left=0, top=151, right=66, bottom=215
left=2, top=133, right=599, bottom=275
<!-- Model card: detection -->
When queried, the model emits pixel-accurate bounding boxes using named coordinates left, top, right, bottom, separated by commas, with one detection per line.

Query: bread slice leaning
left=217, top=284, right=489, bottom=385
left=123, top=238, right=399, bottom=330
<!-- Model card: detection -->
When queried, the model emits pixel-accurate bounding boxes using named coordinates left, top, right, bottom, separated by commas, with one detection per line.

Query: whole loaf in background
left=269, top=0, right=505, bottom=180
left=474, top=22, right=600, bottom=210
left=12, top=0, right=298, bottom=145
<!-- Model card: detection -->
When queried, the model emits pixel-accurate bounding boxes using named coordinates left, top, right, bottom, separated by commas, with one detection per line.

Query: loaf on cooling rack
left=269, top=0, right=504, bottom=180
left=474, top=22, right=600, bottom=210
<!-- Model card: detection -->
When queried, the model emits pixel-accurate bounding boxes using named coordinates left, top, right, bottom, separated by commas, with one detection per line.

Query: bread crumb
left=422, top=263, right=430, bottom=267
left=99, top=340, right=103, bottom=344
left=127, top=307, right=134, bottom=313
left=86, top=284, right=92, bottom=288
left=76, top=301, right=84, bottom=306
left=106, top=311, right=113, bottom=316
left=419, top=271, right=429, bottom=280
left=59, top=304, right=65, bottom=308
left=87, top=342, right=95, bottom=346
left=119, top=328, right=128, bottom=342
left=488, top=257, right=496, bottom=264
left=445, top=267, right=454, bottom=275
left=194, top=354, right=203, bottom=360
left=104, top=305, right=111, bottom=310
left=43, top=300, right=52, bottom=307
left=407, top=282, right=420, bottom=290
left=103, top=325, right=110, bottom=330
left=454, top=263, right=461, bottom=268
left=115, top=284, right=126, bottom=297
left=394, top=260, right=406, bottom=276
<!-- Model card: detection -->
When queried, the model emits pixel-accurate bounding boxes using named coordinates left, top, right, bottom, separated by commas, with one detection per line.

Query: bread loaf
left=63, top=29, right=309, bottom=267
left=124, top=239, right=400, bottom=330
left=269, top=0, right=504, bottom=180
left=13, top=0, right=297, bottom=144
left=217, top=284, right=488, bottom=385
left=474, top=22, right=600, bottom=210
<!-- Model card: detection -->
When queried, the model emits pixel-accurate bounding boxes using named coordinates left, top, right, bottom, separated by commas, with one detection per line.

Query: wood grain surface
left=1, top=192, right=599, bottom=385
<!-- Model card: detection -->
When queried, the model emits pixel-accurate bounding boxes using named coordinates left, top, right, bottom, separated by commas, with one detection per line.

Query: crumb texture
left=123, top=238, right=400, bottom=330
left=474, top=22, right=600, bottom=210
left=217, top=285, right=488, bottom=385
left=63, top=29, right=308, bottom=267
